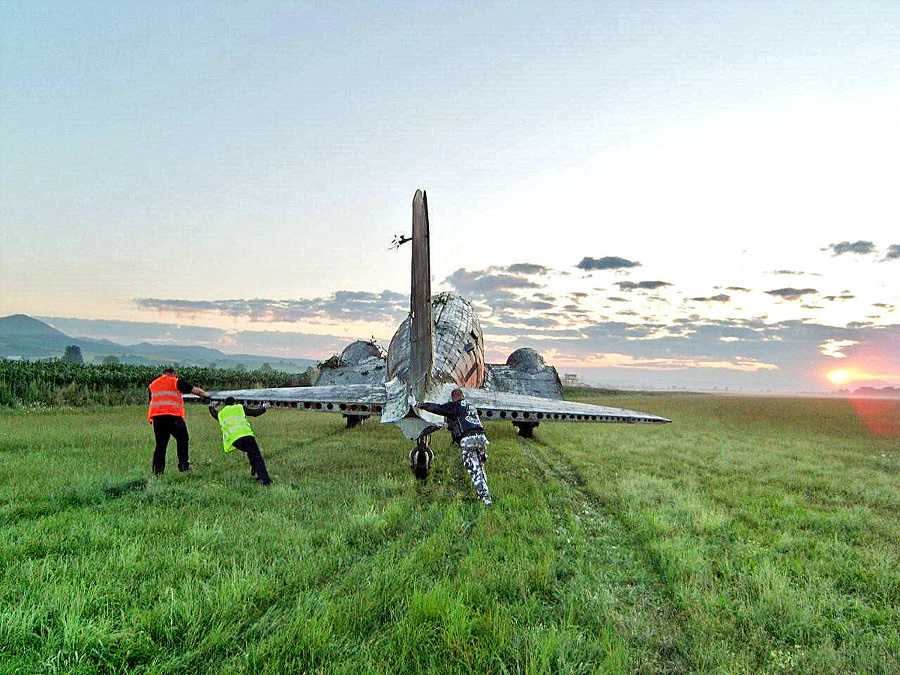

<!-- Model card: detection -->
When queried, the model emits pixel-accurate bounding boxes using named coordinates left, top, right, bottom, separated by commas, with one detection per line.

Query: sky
left=2, top=1, right=899, bottom=392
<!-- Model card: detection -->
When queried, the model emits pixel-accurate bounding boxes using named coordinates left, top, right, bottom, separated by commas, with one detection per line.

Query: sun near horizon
left=826, top=369, right=855, bottom=385
left=826, top=367, right=900, bottom=387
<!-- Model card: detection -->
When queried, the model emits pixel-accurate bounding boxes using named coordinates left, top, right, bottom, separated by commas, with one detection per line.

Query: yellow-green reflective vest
left=218, top=404, right=254, bottom=453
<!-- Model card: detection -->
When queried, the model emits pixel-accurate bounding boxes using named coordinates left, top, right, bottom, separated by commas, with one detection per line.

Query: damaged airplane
left=201, top=190, right=670, bottom=480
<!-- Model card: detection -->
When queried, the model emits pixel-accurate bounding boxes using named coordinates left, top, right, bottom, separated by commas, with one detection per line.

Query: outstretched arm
left=418, top=401, right=454, bottom=417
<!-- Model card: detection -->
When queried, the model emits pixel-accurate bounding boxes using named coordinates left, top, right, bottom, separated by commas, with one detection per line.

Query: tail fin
left=409, top=189, right=433, bottom=399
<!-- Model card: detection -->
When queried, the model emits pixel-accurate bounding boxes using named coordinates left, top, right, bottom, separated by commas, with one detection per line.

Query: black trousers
left=233, top=435, right=271, bottom=485
left=151, top=415, right=190, bottom=474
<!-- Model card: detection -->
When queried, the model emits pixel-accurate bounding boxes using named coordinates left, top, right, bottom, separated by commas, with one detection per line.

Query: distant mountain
left=0, top=314, right=79, bottom=358
left=0, top=314, right=318, bottom=372
left=0, top=314, right=70, bottom=337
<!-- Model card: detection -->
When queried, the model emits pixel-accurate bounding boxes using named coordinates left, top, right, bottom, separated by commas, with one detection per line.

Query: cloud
left=136, top=290, right=409, bottom=324
left=499, top=316, right=562, bottom=328
left=504, top=263, right=552, bottom=275
left=884, top=244, right=900, bottom=261
left=38, top=316, right=378, bottom=359
left=615, top=280, right=672, bottom=291
left=819, top=339, right=859, bottom=358
left=725, top=286, right=751, bottom=292
left=827, top=241, right=876, bottom=256
left=40, top=317, right=227, bottom=345
left=576, top=352, right=778, bottom=372
left=765, top=288, right=818, bottom=300
left=768, top=270, right=818, bottom=276
left=823, top=294, right=855, bottom=301
left=688, top=294, right=731, bottom=303
left=606, top=296, right=628, bottom=303
left=485, top=318, right=900, bottom=391
left=576, top=256, right=641, bottom=271
left=444, top=269, right=541, bottom=297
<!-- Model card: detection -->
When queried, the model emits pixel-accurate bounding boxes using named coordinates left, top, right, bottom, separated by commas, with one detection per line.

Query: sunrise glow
left=826, top=369, right=854, bottom=385
left=826, top=368, right=900, bottom=386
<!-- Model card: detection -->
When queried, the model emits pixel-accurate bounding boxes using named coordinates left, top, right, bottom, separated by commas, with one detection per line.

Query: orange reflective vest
left=148, top=374, right=185, bottom=422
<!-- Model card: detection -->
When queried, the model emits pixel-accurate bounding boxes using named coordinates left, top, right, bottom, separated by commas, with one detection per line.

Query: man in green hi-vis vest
left=209, top=397, right=272, bottom=485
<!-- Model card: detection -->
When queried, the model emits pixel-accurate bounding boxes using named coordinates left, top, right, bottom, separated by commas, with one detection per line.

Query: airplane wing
left=192, top=384, right=387, bottom=416
left=456, top=385, right=670, bottom=424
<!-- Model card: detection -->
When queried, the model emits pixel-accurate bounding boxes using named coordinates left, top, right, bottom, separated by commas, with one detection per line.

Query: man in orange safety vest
left=148, top=367, right=209, bottom=475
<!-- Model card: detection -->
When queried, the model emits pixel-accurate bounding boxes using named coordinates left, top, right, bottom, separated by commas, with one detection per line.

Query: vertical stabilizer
left=409, top=189, right=433, bottom=399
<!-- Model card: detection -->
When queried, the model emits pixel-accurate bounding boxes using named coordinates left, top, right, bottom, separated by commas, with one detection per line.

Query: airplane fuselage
left=383, top=292, right=487, bottom=439
left=386, top=292, right=485, bottom=395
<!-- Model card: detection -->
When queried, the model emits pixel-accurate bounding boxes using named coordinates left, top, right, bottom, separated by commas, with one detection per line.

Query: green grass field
left=1, top=394, right=898, bottom=674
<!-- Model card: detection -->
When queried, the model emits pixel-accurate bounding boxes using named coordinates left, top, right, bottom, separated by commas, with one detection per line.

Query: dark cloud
left=688, top=294, right=731, bottom=303
left=827, top=241, right=876, bottom=256
left=607, top=296, right=628, bottom=303
left=40, top=317, right=226, bottom=345
left=441, top=267, right=565, bottom=324
left=570, top=292, right=588, bottom=299
left=617, top=310, right=640, bottom=316
left=725, top=286, right=751, bottom=292
left=576, top=256, right=641, bottom=271
left=444, top=269, right=541, bottom=297
left=765, top=288, right=818, bottom=300
left=39, top=316, right=375, bottom=359
left=137, top=290, right=409, bottom=324
left=823, top=294, right=855, bottom=301
left=501, top=316, right=562, bottom=328
left=504, top=263, right=552, bottom=275
left=884, top=244, right=900, bottom=261
left=615, top=280, right=672, bottom=291
left=770, top=270, right=805, bottom=275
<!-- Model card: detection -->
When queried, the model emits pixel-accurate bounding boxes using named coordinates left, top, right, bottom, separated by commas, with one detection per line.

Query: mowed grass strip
left=0, top=395, right=897, bottom=674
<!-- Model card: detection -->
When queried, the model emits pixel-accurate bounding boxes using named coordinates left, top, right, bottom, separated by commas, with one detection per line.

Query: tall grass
left=0, top=360, right=302, bottom=407
left=0, top=395, right=898, bottom=673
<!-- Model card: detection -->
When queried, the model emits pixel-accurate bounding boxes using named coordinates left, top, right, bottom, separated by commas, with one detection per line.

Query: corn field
left=0, top=360, right=301, bottom=407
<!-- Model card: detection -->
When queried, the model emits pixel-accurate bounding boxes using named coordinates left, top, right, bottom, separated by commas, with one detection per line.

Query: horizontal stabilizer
left=424, top=383, right=671, bottom=424
left=187, top=384, right=387, bottom=416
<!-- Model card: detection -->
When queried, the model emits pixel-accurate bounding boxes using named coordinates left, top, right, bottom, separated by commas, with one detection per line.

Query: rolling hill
left=0, top=314, right=318, bottom=372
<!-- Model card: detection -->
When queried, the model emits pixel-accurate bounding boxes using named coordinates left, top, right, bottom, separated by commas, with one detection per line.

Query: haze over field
left=2, top=2, right=898, bottom=392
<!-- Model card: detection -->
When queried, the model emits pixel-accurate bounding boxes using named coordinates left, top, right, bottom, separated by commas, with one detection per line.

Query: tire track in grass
left=521, top=435, right=694, bottom=674
left=532, top=434, right=740, bottom=671
left=529, top=430, right=900, bottom=674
